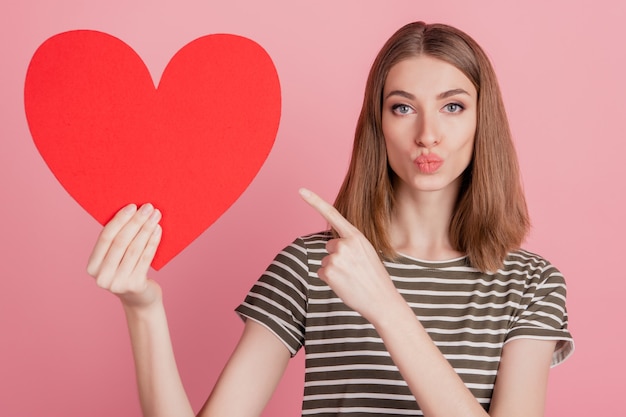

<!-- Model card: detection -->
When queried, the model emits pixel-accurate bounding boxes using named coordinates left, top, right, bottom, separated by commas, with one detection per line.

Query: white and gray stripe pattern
left=236, top=232, right=574, bottom=416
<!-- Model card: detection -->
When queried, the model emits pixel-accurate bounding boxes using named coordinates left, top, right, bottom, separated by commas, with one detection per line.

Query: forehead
left=384, top=56, right=477, bottom=98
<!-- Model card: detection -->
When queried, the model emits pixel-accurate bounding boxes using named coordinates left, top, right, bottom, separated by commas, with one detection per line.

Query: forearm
left=123, top=300, right=194, bottom=417
left=373, top=300, right=488, bottom=417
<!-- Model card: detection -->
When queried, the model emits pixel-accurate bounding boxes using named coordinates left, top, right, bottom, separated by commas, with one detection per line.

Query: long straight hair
left=333, top=22, right=529, bottom=272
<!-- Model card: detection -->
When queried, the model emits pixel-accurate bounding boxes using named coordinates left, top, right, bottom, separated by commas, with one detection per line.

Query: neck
left=389, top=182, right=463, bottom=261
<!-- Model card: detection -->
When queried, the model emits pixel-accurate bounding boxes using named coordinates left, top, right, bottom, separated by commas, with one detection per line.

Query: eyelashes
left=390, top=102, right=465, bottom=116
left=443, top=103, right=464, bottom=113
left=391, top=104, right=414, bottom=115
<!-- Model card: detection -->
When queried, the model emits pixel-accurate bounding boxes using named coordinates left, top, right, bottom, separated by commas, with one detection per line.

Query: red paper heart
left=24, top=30, right=281, bottom=270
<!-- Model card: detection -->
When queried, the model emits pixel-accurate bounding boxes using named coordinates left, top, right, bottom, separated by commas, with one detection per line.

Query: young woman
left=87, top=21, right=573, bottom=417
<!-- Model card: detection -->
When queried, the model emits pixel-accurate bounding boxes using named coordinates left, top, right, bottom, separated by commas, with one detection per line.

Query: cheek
left=452, top=118, right=476, bottom=151
left=459, top=136, right=475, bottom=169
left=382, top=115, right=412, bottom=147
left=382, top=129, right=404, bottom=159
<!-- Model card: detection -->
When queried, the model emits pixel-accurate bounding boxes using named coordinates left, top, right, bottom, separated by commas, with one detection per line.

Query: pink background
left=1, top=1, right=624, bottom=416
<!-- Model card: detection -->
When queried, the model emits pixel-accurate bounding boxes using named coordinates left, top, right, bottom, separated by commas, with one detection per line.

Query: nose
left=415, top=112, right=440, bottom=148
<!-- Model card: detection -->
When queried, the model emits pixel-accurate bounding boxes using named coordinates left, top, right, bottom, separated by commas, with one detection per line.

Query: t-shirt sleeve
left=235, top=237, right=309, bottom=356
left=505, top=262, right=574, bottom=367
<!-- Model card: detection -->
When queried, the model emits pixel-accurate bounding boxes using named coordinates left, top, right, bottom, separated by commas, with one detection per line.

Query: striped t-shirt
left=236, top=232, right=574, bottom=416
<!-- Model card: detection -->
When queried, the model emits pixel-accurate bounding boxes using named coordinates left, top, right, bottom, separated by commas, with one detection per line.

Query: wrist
left=121, top=291, right=164, bottom=319
left=369, top=293, right=415, bottom=330
left=118, top=279, right=163, bottom=313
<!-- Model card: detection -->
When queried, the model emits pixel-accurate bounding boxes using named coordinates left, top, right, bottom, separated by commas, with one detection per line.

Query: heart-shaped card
left=24, top=30, right=281, bottom=270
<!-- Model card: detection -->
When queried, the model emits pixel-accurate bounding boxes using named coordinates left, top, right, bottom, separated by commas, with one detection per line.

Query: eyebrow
left=437, top=88, right=471, bottom=100
left=385, top=90, right=415, bottom=100
left=384, top=88, right=471, bottom=101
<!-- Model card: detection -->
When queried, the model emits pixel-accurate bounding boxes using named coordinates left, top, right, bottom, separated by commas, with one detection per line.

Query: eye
left=443, top=103, right=464, bottom=113
left=391, top=104, right=414, bottom=115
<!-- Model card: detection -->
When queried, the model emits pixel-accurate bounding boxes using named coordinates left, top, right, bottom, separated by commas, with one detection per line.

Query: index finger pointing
left=299, top=188, right=357, bottom=238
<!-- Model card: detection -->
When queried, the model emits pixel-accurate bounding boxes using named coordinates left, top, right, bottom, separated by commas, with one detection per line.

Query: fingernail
left=140, top=203, right=154, bottom=215
left=149, top=209, right=161, bottom=223
left=299, top=188, right=311, bottom=198
left=123, top=204, right=137, bottom=215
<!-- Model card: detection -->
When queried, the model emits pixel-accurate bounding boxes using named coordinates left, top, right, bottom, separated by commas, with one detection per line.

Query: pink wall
left=1, top=1, right=624, bottom=416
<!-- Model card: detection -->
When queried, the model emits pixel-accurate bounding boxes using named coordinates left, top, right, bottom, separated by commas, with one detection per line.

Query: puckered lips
left=414, top=154, right=443, bottom=174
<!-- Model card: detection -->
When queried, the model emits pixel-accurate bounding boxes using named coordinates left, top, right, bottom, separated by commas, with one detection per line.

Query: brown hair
left=333, top=21, right=529, bottom=272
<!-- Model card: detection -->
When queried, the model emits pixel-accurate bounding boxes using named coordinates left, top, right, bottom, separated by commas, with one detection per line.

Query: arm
left=372, top=299, right=555, bottom=417
left=87, top=204, right=290, bottom=417
left=199, top=319, right=291, bottom=416
left=372, top=299, right=488, bottom=416
left=125, top=302, right=290, bottom=417
left=126, top=302, right=290, bottom=417
left=123, top=294, right=194, bottom=416
left=488, top=338, right=556, bottom=417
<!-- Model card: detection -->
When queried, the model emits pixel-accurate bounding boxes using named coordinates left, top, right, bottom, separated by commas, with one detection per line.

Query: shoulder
left=499, top=249, right=567, bottom=293
left=501, top=249, right=574, bottom=364
left=288, top=230, right=332, bottom=257
left=501, top=249, right=562, bottom=278
left=297, top=230, right=332, bottom=246
left=267, top=231, right=331, bottom=276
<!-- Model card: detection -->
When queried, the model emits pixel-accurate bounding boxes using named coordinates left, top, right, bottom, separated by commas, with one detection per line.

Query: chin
left=409, top=177, right=459, bottom=194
